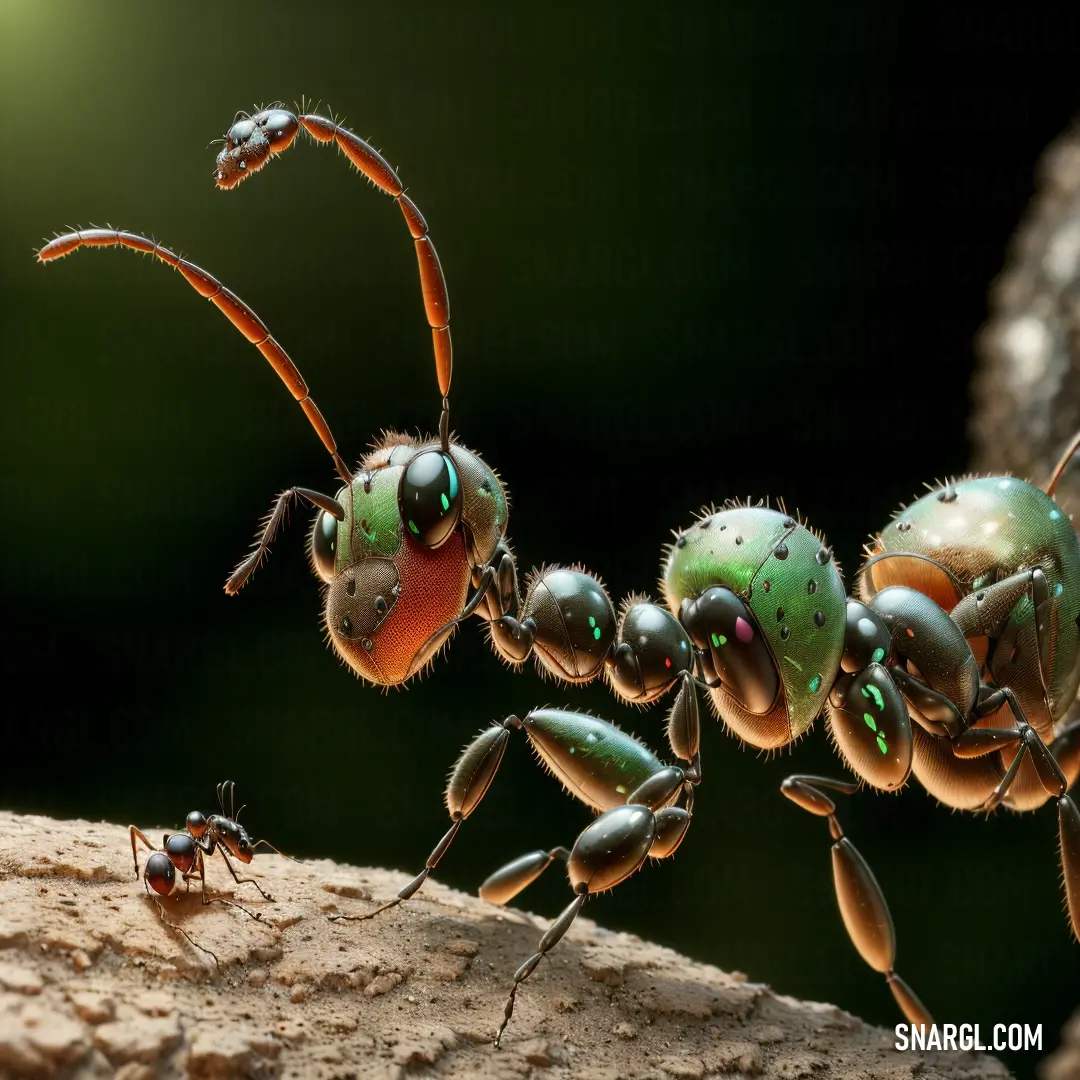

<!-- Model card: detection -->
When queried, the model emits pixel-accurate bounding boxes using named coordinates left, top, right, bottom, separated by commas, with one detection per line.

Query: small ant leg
left=129, top=826, right=157, bottom=878
left=781, top=774, right=932, bottom=1026
left=226, top=487, right=345, bottom=595
left=214, top=846, right=274, bottom=902
left=151, top=899, right=221, bottom=970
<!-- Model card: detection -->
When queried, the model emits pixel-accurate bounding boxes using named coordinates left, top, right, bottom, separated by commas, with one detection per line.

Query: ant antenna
left=1045, top=431, right=1080, bottom=499
left=252, top=838, right=299, bottom=863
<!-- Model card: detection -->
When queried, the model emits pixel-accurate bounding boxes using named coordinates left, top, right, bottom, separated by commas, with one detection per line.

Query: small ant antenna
left=251, top=838, right=299, bottom=863
left=235, top=803, right=247, bottom=822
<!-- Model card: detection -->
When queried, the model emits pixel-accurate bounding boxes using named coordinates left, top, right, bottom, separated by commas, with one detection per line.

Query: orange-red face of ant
left=310, top=433, right=508, bottom=686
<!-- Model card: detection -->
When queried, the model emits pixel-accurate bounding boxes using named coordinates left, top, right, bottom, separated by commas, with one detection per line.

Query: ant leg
left=951, top=568, right=1054, bottom=694
left=151, top=899, right=221, bottom=970
left=332, top=820, right=463, bottom=924
left=781, top=775, right=932, bottom=1026
left=128, top=826, right=158, bottom=879
left=186, top=851, right=265, bottom=923
left=972, top=687, right=1067, bottom=809
left=494, top=799, right=674, bottom=1047
left=1045, top=430, right=1080, bottom=498
left=214, top=847, right=274, bottom=902
left=331, top=718, right=517, bottom=923
left=226, top=487, right=344, bottom=595
left=479, top=848, right=570, bottom=906
left=495, top=893, right=587, bottom=1048
left=665, top=671, right=703, bottom=782
left=965, top=694, right=1080, bottom=938
left=479, top=685, right=699, bottom=910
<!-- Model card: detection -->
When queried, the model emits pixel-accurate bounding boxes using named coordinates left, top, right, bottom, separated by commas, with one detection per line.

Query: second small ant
left=129, top=781, right=279, bottom=906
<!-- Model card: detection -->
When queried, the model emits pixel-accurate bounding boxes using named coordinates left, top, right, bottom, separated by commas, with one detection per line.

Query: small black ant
left=129, top=781, right=280, bottom=906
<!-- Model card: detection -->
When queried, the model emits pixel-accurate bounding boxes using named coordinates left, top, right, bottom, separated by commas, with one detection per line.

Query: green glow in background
left=0, top=4, right=1075, bottom=1075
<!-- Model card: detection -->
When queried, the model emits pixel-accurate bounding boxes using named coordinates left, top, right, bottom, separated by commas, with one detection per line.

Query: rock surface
left=974, top=119, right=1080, bottom=507
left=0, top=810, right=1008, bottom=1079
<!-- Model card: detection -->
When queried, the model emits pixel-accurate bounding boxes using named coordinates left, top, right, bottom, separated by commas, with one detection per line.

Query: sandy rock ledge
left=0, top=811, right=1007, bottom=1079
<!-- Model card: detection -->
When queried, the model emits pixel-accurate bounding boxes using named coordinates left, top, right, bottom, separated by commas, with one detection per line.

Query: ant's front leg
left=330, top=716, right=519, bottom=923
left=781, top=774, right=932, bottom=1025
left=212, top=845, right=274, bottom=903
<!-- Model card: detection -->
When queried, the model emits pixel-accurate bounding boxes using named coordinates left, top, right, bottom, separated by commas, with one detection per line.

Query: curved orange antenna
left=214, top=107, right=452, bottom=448
left=1045, top=431, right=1080, bottom=499
left=35, top=228, right=353, bottom=485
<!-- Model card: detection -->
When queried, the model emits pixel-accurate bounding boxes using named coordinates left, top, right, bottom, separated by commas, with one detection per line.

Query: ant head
left=216, top=817, right=256, bottom=864
left=214, top=108, right=299, bottom=190
left=186, top=811, right=208, bottom=839
left=144, top=852, right=176, bottom=897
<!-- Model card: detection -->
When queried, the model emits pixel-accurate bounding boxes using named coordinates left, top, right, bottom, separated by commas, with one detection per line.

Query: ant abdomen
left=144, top=852, right=176, bottom=897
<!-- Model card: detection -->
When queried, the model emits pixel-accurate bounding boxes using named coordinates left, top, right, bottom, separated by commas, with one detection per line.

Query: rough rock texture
left=0, top=811, right=1008, bottom=1080
left=973, top=120, right=1080, bottom=507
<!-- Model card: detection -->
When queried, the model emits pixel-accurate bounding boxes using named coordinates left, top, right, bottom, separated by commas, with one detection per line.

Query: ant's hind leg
left=479, top=847, right=570, bottom=906
left=128, top=826, right=158, bottom=879
left=781, top=775, right=932, bottom=1026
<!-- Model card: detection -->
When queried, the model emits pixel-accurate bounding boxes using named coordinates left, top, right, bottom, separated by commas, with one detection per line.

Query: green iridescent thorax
left=663, top=506, right=846, bottom=736
left=876, top=476, right=1080, bottom=719
left=335, top=467, right=403, bottom=572
left=523, top=709, right=663, bottom=812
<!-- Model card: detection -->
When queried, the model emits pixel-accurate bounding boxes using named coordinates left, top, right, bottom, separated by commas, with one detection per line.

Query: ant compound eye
left=397, top=450, right=462, bottom=548
left=312, top=510, right=338, bottom=582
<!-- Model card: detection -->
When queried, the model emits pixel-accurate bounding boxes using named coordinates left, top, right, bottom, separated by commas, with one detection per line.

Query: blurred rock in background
left=975, top=121, right=1080, bottom=511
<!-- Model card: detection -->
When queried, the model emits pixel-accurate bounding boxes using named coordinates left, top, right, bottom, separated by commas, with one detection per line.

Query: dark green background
left=1, top=4, right=1076, bottom=1076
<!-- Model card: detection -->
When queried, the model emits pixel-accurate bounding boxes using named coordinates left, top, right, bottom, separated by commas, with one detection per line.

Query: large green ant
left=35, top=101, right=1080, bottom=1047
